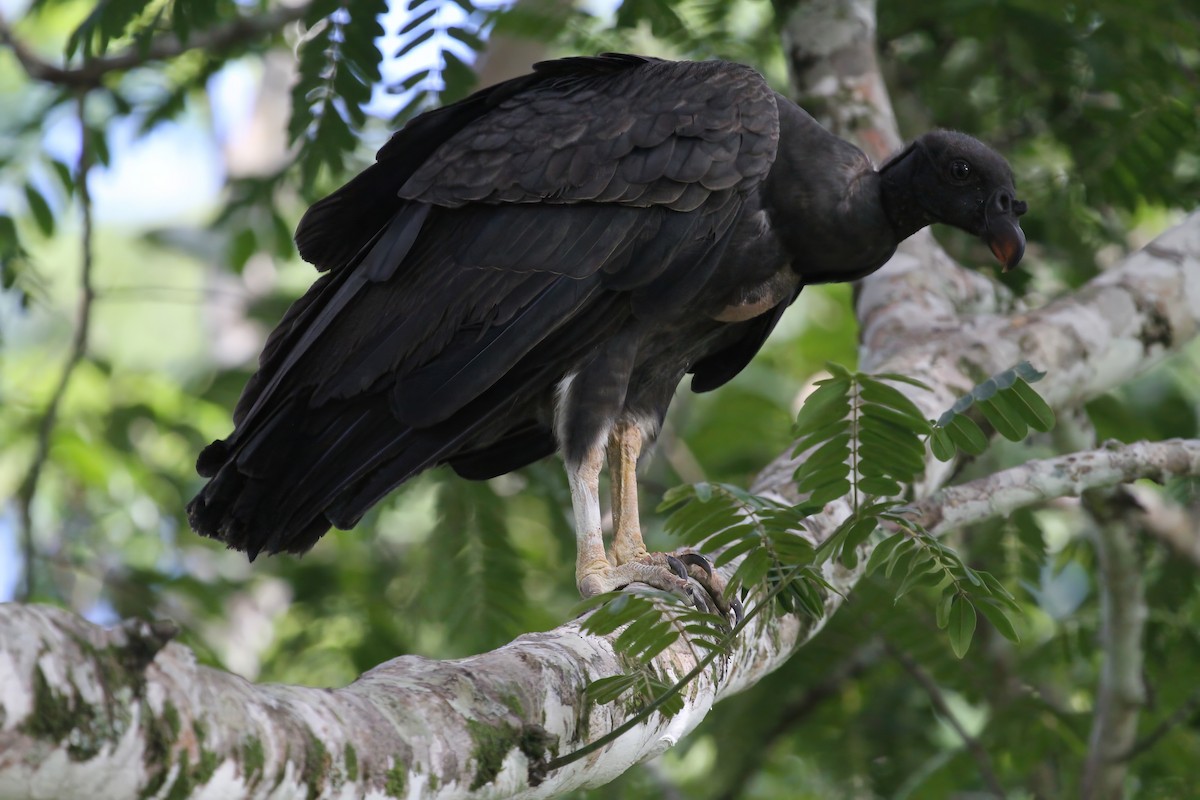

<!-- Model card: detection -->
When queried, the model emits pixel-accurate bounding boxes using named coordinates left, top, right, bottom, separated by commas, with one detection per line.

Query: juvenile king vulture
left=188, top=54, right=1027, bottom=619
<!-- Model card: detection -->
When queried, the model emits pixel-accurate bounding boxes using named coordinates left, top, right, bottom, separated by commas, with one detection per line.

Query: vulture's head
left=884, top=130, right=1028, bottom=270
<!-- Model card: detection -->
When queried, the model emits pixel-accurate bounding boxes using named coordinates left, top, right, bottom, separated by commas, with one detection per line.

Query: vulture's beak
left=983, top=189, right=1027, bottom=271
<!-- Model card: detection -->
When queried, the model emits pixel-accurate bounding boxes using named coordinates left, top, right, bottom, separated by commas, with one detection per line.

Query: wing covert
left=398, top=57, right=779, bottom=211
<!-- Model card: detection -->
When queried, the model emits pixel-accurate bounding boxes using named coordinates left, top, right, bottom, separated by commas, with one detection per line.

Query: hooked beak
left=983, top=189, right=1027, bottom=271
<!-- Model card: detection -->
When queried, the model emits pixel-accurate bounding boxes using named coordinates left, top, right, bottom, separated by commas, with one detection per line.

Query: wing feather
left=192, top=55, right=784, bottom=557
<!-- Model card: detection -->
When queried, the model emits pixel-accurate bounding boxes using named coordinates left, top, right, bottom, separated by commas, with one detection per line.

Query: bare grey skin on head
left=187, top=54, right=1027, bottom=622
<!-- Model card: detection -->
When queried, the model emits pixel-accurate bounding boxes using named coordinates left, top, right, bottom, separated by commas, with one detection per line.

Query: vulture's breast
left=711, top=268, right=801, bottom=322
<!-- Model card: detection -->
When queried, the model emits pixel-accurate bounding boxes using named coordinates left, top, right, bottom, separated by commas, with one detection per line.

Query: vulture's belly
left=711, top=267, right=801, bottom=322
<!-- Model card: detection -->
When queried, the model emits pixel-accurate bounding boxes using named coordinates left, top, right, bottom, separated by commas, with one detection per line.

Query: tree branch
left=0, top=591, right=834, bottom=800
left=0, top=4, right=309, bottom=88
left=712, top=641, right=883, bottom=800
left=1122, top=686, right=1200, bottom=761
left=1081, top=491, right=1148, bottom=800
left=885, top=641, right=1007, bottom=798
left=15, top=94, right=95, bottom=601
left=1125, top=483, right=1200, bottom=568
left=906, top=439, right=1200, bottom=536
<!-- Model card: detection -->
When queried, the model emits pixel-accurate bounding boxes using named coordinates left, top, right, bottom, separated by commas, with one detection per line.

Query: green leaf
left=895, top=553, right=936, bottom=598
left=976, top=597, right=1021, bottom=643
left=871, top=372, right=934, bottom=391
left=842, top=517, right=877, bottom=552
left=793, top=379, right=851, bottom=439
left=930, top=426, right=956, bottom=462
left=713, top=536, right=759, bottom=569
left=858, top=429, right=926, bottom=476
left=978, top=394, right=1029, bottom=441
left=805, top=477, right=853, bottom=506
left=798, top=433, right=853, bottom=469
left=936, top=590, right=955, bottom=629
left=585, top=673, right=640, bottom=706
left=230, top=227, right=257, bottom=272
left=858, top=376, right=928, bottom=427
left=1010, top=379, right=1056, bottom=432
left=975, top=570, right=1019, bottom=607
left=399, top=7, right=437, bottom=34
left=733, top=548, right=771, bottom=591
left=865, top=531, right=907, bottom=575
left=946, top=414, right=989, bottom=455
left=1013, top=361, right=1046, bottom=383
left=859, top=476, right=902, bottom=497
left=885, top=541, right=917, bottom=580
left=49, top=159, right=75, bottom=197
left=859, top=412, right=928, bottom=456
left=796, top=460, right=851, bottom=492
left=23, top=184, right=54, bottom=236
left=947, top=595, right=977, bottom=658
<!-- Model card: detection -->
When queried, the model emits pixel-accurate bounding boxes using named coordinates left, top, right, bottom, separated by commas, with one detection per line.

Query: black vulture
left=188, top=54, right=1026, bottom=619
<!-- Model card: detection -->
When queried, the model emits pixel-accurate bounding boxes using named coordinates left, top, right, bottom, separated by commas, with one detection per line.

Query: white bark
left=2, top=1, right=1200, bottom=797
left=907, top=439, right=1200, bottom=535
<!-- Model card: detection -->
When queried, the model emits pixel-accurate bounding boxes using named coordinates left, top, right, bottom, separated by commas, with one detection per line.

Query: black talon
left=730, top=596, right=745, bottom=626
left=666, top=555, right=689, bottom=580
left=684, top=584, right=706, bottom=612
left=678, top=552, right=713, bottom=578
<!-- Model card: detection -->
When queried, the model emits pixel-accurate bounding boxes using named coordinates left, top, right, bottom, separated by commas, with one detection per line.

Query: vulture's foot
left=674, top=551, right=744, bottom=626
left=578, top=551, right=742, bottom=625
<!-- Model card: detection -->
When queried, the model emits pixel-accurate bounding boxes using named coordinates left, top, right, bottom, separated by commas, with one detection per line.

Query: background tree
left=1, top=0, right=1198, bottom=797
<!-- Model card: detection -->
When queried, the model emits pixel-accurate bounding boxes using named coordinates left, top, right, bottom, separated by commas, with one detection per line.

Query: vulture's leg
left=569, top=442, right=609, bottom=595
left=571, top=431, right=696, bottom=604
left=608, top=419, right=649, bottom=566
left=567, top=420, right=741, bottom=623
left=609, top=421, right=740, bottom=621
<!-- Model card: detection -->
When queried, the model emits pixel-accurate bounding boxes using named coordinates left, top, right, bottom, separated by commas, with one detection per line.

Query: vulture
left=188, top=54, right=1027, bottom=619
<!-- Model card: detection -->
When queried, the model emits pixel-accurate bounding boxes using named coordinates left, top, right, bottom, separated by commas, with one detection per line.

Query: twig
left=1120, top=685, right=1200, bottom=762
left=0, top=4, right=309, bottom=89
left=1081, top=490, right=1147, bottom=799
left=712, top=640, right=883, bottom=800
left=906, top=439, right=1200, bottom=536
left=885, top=640, right=1007, bottom=798
left=1126, top=483, right=1200, bottom=568
left=14, top=92, right=95, bottom=602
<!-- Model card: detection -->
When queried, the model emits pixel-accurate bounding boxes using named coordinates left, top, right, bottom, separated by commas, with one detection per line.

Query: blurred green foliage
left=1, top=0, right=1198, bottom=797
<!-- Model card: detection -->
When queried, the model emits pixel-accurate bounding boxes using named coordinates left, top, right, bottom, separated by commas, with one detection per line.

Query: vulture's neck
left=769, top=103, right=924, bottom=283
left=878, top=143, right=936, bottom=242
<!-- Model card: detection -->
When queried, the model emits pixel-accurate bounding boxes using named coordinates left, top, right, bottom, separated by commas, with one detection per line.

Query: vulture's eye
left=949, top=160, right=971, bottom=181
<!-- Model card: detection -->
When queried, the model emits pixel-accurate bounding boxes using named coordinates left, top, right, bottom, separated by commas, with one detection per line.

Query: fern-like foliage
left=424, top=479, right=529, bottom=654
left=866, top=524, right=1022, bottom=658
left=389, top=0, right=487, bottom=124
left=929, top=361, right=1055, bottom=460
left=65, top=0, right=155, bottom=59
left=660, top=483, right=825, bottom=618
left=791, top=366, right=933, bottom=567
left=579, top=588, right=727, bottom=719
left=289, top=0, right=388, bottom=190
left=64, top=0, right=235, bottom=59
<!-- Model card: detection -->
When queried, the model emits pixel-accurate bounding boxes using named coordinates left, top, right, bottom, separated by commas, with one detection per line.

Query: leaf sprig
left=930, top=362, right=1055, bottom=460
left=289, top=0, right=388, bottom=189
left=580, top=588, right=727, bottom=718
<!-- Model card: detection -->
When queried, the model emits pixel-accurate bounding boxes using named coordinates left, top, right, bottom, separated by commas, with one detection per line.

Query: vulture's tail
left=186, top=392, right=501, bottom=559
